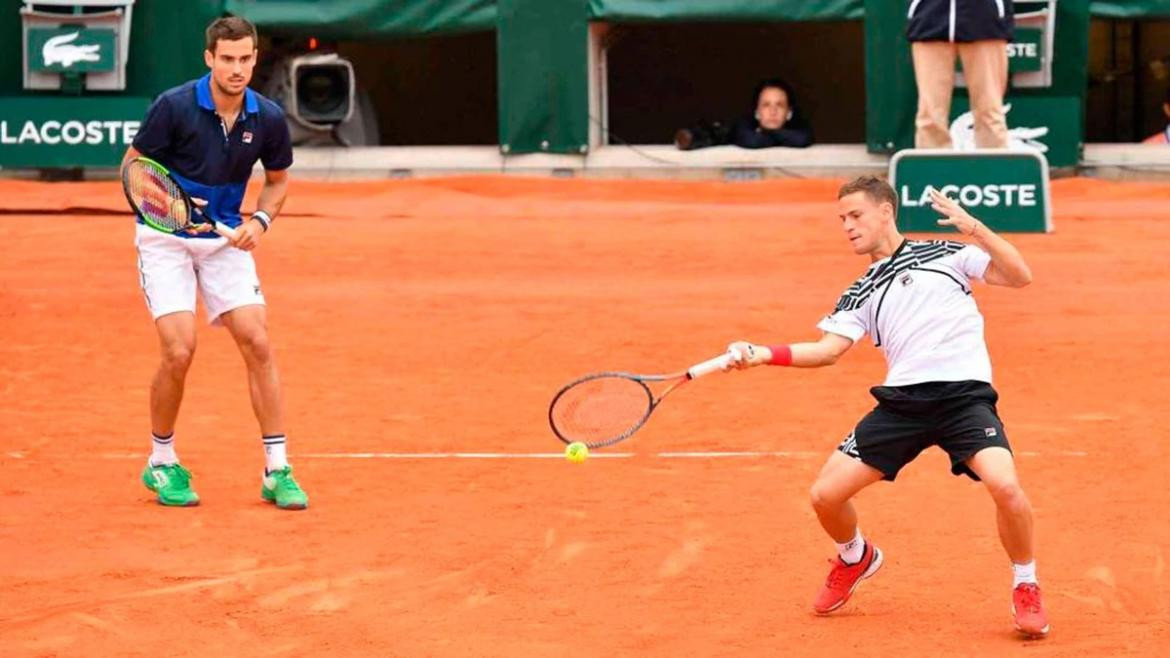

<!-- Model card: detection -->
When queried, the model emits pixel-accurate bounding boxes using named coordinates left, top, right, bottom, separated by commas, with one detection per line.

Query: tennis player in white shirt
left=724, top=175, right=1048, bottom=638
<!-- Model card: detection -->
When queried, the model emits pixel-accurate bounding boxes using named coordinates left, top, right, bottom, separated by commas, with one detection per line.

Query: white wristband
left=251, top=210, right=272, bottom=232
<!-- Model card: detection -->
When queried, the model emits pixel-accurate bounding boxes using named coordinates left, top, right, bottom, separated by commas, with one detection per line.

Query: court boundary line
left=3, top=450, right=1091, bottom=461
left=299, top=450, right=1088, bottom=459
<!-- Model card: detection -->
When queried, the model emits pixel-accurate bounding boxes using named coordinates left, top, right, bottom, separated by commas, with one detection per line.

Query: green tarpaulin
left=1090, top=1, right=1170, bottom=16
left=588, top=0, right=863, bottom=21
left=222, top=1, right=1170, bottom=42
left=223, top=0, right=496, bottom=38
left=497, top=0, right=589, bottom=154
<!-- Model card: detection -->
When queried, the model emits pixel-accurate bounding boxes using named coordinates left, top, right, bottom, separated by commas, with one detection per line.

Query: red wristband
left=768, top=344, right=793, bottom=366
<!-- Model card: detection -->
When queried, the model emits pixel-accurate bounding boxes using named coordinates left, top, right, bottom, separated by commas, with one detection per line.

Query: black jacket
left=731, top=116, right=813, bottom=149
left=906, top=0, right=1014, bottom=43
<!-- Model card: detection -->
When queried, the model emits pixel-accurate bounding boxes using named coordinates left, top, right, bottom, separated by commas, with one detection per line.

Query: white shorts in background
left=134, top=223, right=265, bottom=325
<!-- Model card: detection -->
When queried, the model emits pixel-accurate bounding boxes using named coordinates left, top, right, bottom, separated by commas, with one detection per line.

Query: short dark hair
left=205, top=16, right=257, bottom=53
left=752, top=77, right=798, bottom=112
left=838, top=175, right=898, bottom=213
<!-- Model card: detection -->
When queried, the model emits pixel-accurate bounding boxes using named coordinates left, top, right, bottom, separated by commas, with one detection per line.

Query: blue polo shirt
left=132, top=74, right=293, bottom=238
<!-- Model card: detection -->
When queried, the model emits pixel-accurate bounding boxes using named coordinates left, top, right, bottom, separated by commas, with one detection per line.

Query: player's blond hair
left=838, top=175, right=897, bottom=213
left=205, top=16, right=257, bottom=53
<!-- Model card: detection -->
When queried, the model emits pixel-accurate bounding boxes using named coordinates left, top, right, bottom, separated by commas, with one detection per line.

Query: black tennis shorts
left=837, top=380, right=1011, bottom=482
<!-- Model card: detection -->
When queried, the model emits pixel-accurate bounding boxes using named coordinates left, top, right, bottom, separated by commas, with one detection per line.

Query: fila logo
left=253, top=285, right=262, bottom=295
left=984, top=427, right=998, bottom=437
left=242, top=131, right=253, bottom=144
left=153, top=470, right=170, bottom=487
left=899, top=272, right=913, bottom=286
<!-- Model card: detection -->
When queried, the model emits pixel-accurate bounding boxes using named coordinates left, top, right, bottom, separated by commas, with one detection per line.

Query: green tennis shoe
left=142, top=462, right=200, bottom=507
left=261, top=466, right=308, bottom=510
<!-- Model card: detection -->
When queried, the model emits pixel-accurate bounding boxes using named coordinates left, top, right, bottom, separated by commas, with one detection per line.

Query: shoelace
left=1017, top=584, right=1043, bottom=613
left=272, top=471, right=300, bottom=493
left=163, top=464, right=190, bottom=485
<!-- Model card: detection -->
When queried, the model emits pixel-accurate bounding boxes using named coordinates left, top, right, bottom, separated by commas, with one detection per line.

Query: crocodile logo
left=42, top=32, right=101, bottom=68
left=949, top=104, right=1049, bottom=154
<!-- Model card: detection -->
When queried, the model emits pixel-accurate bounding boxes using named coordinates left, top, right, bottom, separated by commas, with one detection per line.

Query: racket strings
left=125, top=164, right=189, bottom=230
left=550, top=376, right=653, bottom=446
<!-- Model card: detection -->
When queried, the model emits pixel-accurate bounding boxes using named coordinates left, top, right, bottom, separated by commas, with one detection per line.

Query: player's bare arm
left=726, top=332, right=854, bottom=370
left=929, top=188, right=1033, bottom=288
left=257, top=168, right=288, bottom=219
left=234, top=168, right=288, bottom=251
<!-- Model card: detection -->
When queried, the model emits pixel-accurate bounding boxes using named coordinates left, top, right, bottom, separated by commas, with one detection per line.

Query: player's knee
left=809, top=481, right=843, bottom=512
left=160, top=342, right=196, bottom=372
left=988, top=480, right=1029, bottom=512
left=236, top=330, right=272, bottom=363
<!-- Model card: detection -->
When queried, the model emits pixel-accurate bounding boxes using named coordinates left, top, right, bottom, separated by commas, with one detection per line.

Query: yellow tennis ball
left=565, top=442, right=589, bottom=463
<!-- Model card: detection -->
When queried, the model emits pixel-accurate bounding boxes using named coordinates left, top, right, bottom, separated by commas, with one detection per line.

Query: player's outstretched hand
left=929, top=188, right=983, bottom=236
left=724, top=341, right=769, bottom=370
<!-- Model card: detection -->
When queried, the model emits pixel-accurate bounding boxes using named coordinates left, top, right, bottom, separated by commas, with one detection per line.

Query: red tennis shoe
left=813, top=542, right=883, bottom=614
left=1012, top=583, right=1050, bottom=637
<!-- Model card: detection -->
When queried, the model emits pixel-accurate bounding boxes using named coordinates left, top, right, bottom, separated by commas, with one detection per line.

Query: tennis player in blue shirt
left=122, top=16, right=307, bottom=509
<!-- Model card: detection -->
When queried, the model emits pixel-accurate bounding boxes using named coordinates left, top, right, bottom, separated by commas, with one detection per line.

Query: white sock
left=150, top=431, right=178, bottom=465
left=1012, top=560, right=1038, bottom=587
left=263, top=434, right=288, bottom=473
left=836, top=528, right=865, bottom=565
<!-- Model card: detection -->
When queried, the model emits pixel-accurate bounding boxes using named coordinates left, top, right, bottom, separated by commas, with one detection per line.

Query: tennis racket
left=548, top=351, right=736, bottom=449
left=122, top=156, right=238, bottom=240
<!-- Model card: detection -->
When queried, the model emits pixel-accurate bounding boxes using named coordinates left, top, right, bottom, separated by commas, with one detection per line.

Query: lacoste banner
left=0, top=97, right=149, bottom=168
left=1006, top=27, right=1044, bottom=72
left=889, top=149, right=1052, bottom=233
left=956, top=27, right=1043, bottom=73
left=27, top=27, right=116, bottom=73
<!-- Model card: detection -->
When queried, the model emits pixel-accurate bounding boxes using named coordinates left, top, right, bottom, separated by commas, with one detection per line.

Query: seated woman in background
left=731, top=78, right=813, bottom=149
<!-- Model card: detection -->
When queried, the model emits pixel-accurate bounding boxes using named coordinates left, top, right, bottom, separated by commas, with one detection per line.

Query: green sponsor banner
left=950, top=96, right=1082, bottom=168
left=890, top=150, right=1052, bottom=233
left=954, top=28, right=1043, bottom=73
left=864, top=0, right=1089, bottom=159
left=0, top=97, right=149, bottom=168
left=1008, top=27, right=1043, bottom=72
left=27, top=28, right=116, bottom=73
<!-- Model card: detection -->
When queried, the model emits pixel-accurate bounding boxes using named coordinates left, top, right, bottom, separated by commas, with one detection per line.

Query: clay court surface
left=0, top=175, right=1167, bottom=656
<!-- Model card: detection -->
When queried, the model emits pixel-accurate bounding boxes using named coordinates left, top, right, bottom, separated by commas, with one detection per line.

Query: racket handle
left=686, top=353, right=734, bottom=380
left=191, top=204, right=238, bottom=241
left=212, top=221, right=239, bottom=240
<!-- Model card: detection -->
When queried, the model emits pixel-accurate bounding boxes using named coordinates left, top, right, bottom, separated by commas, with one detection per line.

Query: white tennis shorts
left=134, top=223, right=265, bottom=325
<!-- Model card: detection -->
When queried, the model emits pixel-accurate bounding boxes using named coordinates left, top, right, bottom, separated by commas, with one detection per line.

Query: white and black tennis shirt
left=818, top=240, right=993, bottom=387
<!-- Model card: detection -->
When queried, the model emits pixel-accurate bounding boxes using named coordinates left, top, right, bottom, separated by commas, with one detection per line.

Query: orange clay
left=0, top=175, right=1167, bottom=654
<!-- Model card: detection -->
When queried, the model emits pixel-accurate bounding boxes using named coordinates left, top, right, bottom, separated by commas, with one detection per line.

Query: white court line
left=301, top=452, right=636, bottom=459
left=301, top=451, right=819, bottom=459
left=1018, top=450, right=1088, bottom=457
left=657, top=451, right=820, bottom=458
left=48, top=449, right=1091, bottom=461
left=300, top=450, right=1088, bottom=459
